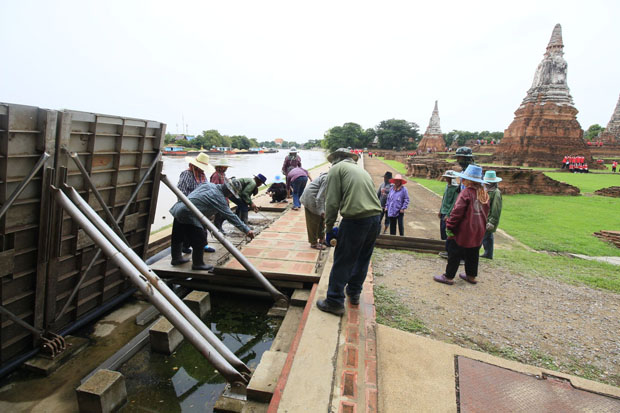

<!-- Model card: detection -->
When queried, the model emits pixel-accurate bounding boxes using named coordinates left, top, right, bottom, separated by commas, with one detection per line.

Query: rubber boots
left=170, top=242, right=189, bottom=266
left=192, top=247, right=214, bottom=271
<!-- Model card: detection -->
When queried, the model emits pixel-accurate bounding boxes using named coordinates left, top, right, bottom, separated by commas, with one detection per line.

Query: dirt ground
left=365, top=156, right=620, bottom=386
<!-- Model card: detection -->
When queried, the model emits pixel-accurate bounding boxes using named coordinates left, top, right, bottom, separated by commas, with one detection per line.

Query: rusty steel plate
left=457, top=356, right=620, bottom=413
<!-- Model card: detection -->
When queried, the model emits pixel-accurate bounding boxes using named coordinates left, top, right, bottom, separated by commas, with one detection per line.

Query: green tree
left=376, top=119, right=419, bottom=150
left=230, top=135, right=251, bottom=149
left=584, top=124, right=604, bottom=141
left=323, top=122, right=367, bottom=151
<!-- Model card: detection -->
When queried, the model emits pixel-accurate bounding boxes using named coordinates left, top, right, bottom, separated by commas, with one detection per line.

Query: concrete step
left=291, top=289, right=310, bottom=307
left=246, top=350, right=288, bottom=403
left=270, top=305, right=303, bottom=353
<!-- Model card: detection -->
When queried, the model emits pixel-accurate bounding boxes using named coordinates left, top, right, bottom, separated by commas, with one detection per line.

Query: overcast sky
left=1, top=0, right=619, bottom=142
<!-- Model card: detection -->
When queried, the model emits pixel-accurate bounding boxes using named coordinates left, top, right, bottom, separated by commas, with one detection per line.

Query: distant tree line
left=322, top=119, right=420, bottom=152
left=584, top=124, right=604, bottom=141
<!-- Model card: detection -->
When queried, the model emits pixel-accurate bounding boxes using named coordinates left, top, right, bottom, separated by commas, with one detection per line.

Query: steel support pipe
left=55, top=153, right=162, bottom=322
left=64, top=185, right=251, bottom=377
left=0, top=152, right=50, bottom=220
left=160, top=174, right=288, bottom=306
left=52, top=187, right=248, bottom=389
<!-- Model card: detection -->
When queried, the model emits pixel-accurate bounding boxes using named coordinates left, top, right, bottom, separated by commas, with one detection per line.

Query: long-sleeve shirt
left=385, top=186, right=410, bottom=217
left=169, top=183, right=250, bottom=233
left=210, top=171, right=227, bottom=185
left=376, top=182, right=393, bottom=208
left=282, top=155, right=302, bottom=175
left=177, top=169, right=205, bottom=196
left=300, top=173, right=328, bottom=215
left=237, top=177, right=257, bottom=205
left=287, top=167, right=310, bottom=183
left=325, top=159, right=382, bottom=231
left=486, top=188, right=502, bottom=232
left=446, top=187, right=489, bottom=248
left=439, top=184, right=460, bottom=216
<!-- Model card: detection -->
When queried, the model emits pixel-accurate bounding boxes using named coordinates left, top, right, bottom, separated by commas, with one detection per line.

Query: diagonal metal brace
left=54, top=153, right=162, bottom=323
left=0, top=152, right=50, bottom=220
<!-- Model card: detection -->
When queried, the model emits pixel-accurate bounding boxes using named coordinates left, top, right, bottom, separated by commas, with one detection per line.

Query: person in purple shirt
left=385, top=174, right=410, bottom=236
left=287, top=166, right=311, bottom=210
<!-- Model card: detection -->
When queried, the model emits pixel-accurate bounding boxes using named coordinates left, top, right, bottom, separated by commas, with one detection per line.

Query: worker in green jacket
left=229, top=174, right=267, bottom=224
left=480, top=171, right=503, bottom=259
left=438, top=170, right=460, bottom=258
left=316, top=148, right=382, bottom=316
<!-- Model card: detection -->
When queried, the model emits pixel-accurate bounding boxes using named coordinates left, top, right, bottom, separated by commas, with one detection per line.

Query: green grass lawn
left=544, top=172, right=620, bottom=193
left=378, top=157, right=620, bottom=256
left=501, top=194, right=620, bottom=256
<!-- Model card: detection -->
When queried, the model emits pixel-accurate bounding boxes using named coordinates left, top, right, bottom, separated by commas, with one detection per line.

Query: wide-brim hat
left=483, top=170, right=502, bottom=183
left=455, top=164, right=485, bottom=184
left=213, top=158, right=230, bottom=168
left=327, top=148, right=359, bottom=163
left=255, top=173, right=267, bottom=186
left=389, top=174, right=407, bottom=185
left=186, top=153, right=215, bottom=175
left=273, top=175, right=285, bottom=184
left=289, top=147, right=298, bottom=153
left=442, top=170, right=458, bottom=178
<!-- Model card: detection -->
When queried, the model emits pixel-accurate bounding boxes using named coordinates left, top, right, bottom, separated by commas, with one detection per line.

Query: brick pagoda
left=495, top=24, right=594, bottom=168
left=599, top=94, right=620, bottom=144
left=417, top=101, right=445, bottom=152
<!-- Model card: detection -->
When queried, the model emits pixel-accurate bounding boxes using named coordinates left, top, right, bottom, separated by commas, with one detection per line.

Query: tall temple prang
left=494, top=24, right=595, bottom=168
left=417, top=100, right=445, bottom=152
left=599, top=94, right=620, bottom=144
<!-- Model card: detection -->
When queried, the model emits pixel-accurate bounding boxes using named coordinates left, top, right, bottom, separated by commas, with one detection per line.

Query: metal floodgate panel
left=457, top=356, right=620, bottom=413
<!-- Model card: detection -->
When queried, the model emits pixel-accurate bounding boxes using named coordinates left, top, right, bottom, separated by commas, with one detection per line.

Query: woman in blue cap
left=434, top=164, right=489, bottom=285
left=266, top=175, right=287, bottom=203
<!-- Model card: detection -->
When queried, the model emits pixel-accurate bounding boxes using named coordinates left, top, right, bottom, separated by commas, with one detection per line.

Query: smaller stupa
left=417, top=101, right=445, bottom=152
left=599, top=94, right=620, bottom=144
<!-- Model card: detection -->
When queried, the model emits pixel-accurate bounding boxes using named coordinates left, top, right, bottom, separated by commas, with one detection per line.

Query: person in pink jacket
left=434, top=164, right=490, bottom=285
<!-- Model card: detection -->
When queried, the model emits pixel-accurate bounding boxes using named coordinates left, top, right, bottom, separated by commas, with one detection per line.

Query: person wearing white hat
left=177, top=153, right=217, bottom=253
left=209, top=158, right=231, bottom=232
left=281, top=147, right=302, bottom=197
left=480, top=171, right=503, bottom=259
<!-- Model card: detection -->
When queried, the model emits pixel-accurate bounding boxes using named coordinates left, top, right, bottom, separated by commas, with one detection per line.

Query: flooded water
left=153, top=149, right=327, bottom=231
left=119, top=293, right=280, bottom=412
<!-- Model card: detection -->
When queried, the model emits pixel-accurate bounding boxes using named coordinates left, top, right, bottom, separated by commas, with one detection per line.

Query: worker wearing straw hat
left=210, top=158, right=231, bottom=232
left=480, top=170, right=503, bottom=260
left=177, top=153, right=217, bottom=253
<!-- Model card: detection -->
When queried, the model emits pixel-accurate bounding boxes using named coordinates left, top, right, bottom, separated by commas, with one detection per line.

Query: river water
left=152, top=149, right=327, bottom=232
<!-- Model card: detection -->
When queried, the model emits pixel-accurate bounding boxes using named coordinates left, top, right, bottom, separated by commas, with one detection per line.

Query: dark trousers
left=230, top=196, right=249, bottom=223
left=389, top=213, right=404, bottom=236
left=445, top=239, right=480, bottom=279
left=481, top=231, right=494, bottom=259
left=326, top=215, right=381, bottom=306
left=172, top=220, right=207, bottom=250
left=380, top=209, right=389, bottom=228
left=291, top=176, right=308, bottom=208
left=440, top=214, right=447, bottom=240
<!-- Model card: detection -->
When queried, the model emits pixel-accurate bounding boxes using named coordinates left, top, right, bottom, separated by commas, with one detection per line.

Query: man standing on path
left=316, top=148, right=383, bottom=316
left=480, top=171, right=503, bottom=259
left=377, top=171, right=393, bottom=234
left=438, top=170, right=460, bottom=258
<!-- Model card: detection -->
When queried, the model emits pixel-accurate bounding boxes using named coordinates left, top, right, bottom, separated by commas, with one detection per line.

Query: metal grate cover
left=457, top=356, right=620, bottom=413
